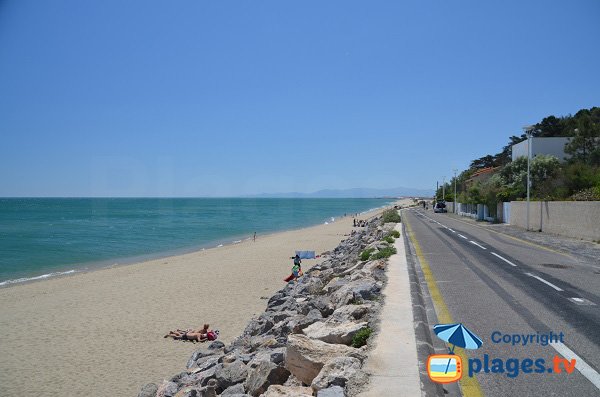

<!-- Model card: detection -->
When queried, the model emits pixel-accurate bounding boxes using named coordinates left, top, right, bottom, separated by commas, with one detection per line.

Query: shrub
left=381, top=209, right=401, bottom=223
left=569, top=186, right=600, bottom=201
left=359, top=248, right=375, bottom=261
left=383, top=236, right=395, bottom=244
left=389, top=230, right=400, bottom=238
left=351, top=327, right=373, bottom=348
left=372, top=246, right=397, bottom=259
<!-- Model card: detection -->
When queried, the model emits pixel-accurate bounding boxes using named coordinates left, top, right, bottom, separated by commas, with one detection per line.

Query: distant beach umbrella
left=433, top=323, right=482, bottom=353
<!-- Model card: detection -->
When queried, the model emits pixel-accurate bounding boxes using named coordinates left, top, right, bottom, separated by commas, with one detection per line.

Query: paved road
left=403, top=208, right=600, bottom=397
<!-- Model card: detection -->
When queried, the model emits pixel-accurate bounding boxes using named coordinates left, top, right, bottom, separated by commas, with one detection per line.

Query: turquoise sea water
left=0, top=198, right=392, bottom=285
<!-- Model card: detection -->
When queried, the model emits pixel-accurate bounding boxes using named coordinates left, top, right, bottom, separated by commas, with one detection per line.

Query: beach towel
left=295, top=250, right=316, bottom=259
left=284, top=273, right=295, bottom=282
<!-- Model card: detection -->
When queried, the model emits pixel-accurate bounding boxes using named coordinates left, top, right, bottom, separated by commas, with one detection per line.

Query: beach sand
left=0, top=201, right=407, bottom=396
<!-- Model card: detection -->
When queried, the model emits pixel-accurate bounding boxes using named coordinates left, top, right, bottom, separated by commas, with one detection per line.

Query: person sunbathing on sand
left=164, top=324, right=219, bottom=342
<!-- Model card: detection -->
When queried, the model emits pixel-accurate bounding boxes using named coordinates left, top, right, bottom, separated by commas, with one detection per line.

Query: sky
left=1, top=0, right=599, bottom=197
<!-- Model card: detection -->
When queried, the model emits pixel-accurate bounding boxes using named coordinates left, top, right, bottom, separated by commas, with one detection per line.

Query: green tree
left=565, top=110, right=600, bottom=165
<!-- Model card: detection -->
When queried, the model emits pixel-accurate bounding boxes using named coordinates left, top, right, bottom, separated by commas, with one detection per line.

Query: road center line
left=525, top=272, right=564, bottom=291
left=490, top=252, right=518, bottom=267
left=448, top=228, right=456, bottom=233
left=458, top=234, right=468, bottom=239
left=550, top=342, right=600, bottom=391
left=469, top=240, right=487, bottom=250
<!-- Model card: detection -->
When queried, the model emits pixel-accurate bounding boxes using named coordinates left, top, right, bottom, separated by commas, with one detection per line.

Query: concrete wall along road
left=509, top=201, right=600, bottom=241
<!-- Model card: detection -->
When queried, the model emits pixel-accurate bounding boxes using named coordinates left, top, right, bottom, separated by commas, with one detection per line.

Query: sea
left=0, top=198, right=393, bottom=286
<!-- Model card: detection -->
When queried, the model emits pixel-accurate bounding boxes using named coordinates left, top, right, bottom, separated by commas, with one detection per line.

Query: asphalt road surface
left=403, top=208, right=600, bottom=397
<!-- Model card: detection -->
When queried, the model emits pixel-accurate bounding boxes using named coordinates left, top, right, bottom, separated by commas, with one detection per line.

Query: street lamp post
left=523, top=125, right=534, bottom=231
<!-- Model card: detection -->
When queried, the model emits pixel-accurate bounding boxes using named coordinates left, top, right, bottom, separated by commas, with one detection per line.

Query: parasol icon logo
left=427, top=323, right=483, bottom=384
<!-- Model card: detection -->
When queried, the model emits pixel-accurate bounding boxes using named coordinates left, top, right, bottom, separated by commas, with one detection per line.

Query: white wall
left=511, top=137, right=570, bottom=162
left=509, top=201, right=600, bottom=241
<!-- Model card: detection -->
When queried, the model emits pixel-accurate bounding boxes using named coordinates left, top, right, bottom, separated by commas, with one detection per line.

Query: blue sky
left=1, top=0, right=599, bottom=197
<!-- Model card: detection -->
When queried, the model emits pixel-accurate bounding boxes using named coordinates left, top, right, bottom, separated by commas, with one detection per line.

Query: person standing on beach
left=293, top=254, right=302, bottom=272
left=253, top=232, right=256, bottom=242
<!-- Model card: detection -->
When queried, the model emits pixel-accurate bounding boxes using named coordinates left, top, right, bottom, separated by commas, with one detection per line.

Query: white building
left=511, top=137, right=570, bottom=162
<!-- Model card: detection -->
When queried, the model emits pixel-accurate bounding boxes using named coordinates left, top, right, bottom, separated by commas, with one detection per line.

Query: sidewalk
left=357, top=224, right=421, bottom=397
left=444, top=212, right=600, bottom=265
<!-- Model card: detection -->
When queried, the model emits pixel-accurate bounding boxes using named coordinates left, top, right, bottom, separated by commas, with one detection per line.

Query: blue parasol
left=433, top=323, right=483, bottom=375
left=433, top=323, right=483, bottom=353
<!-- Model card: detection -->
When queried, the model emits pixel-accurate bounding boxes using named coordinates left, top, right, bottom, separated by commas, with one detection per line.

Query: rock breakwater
left=139, top=216, right=397, bottom=397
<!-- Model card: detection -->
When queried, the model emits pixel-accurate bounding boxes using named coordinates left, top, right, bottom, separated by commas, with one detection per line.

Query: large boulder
left=187, top=348, right=220, bottom=369
left=323, top=277, right=350, bottom=294
left=189, top=355, right=220, bottom=373
left=285, top=335, right=364, bottom=385
left=330, top=278, right=381, bottom=308
left=244, top=360, right=291, bottom=397
left=138, top=383, right=158, bottom=397
left=262, top=385, right=314, bottom=397
left=303, top=321, right=368, bottom=345
left=329, top=304, right=374, bottom=323
left=267, top=296, right=299, bottom=313
left=215, top=360, right=248, bottom=391
left=311, top=357, right=367, bottom=392
left=302, top=296, right=334, bottom=318
left=289, top=276, right=325, bottom=296
left=316, top=386, right=345, bottom=397
left=289, top=309, right=323, bottom=333
left=221, top=383, right=246, bottom=395
left=156, top=381, right=178, bottom=397
left=243, top=316, right=275, bottom=337
left=191, top=364, right=222, bottom=387
left=247, top=347, right=286, bottom=368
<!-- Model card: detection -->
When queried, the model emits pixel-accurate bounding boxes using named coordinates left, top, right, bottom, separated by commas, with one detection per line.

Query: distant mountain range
left=245, top=187, right=433, bottom=198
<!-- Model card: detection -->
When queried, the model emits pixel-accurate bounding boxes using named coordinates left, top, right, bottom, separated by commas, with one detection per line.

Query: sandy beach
left=0, top=202, right=406, bottom=396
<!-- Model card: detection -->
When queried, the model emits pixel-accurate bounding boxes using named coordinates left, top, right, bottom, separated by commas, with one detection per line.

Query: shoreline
left=0, top=200, right=406, bottom=397
left=0, top=202, right=392, bottom=289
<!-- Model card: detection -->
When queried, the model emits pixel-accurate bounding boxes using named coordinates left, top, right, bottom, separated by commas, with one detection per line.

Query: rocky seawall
left=139, top=216, right=398, bottom=397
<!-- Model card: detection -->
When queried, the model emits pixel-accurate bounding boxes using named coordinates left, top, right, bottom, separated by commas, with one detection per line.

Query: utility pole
left=453, top=169, right=458, bottom=214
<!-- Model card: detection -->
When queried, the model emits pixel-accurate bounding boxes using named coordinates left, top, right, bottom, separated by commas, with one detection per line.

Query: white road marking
left=551, top=342, right=600, bottom=391
left=525, top=272, right=564, bottom=291
left=469, top=240, right=487, bottom=250
left=448, top=228, right=456, bottom=233
left=458, top=234, right=468, bottom=239
left=491, top=252, right=518, bottom=267
left=572, top=297, right=584, bottom=303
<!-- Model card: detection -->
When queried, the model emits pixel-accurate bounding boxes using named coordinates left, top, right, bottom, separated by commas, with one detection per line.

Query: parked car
left=433, top=202, right=447, bottom=213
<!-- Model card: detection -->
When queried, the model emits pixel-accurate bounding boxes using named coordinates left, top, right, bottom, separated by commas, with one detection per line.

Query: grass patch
left=383, top=235, right=395, bottom=244
left=388, top=230, right=400, bottom=238
left=381, top=209, right=401, bottom=223
left=372, top=246, right=397, bottom=259
left=359, top=248, right=375, bottom=261
left=351, top=327, right=373, bottom=348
